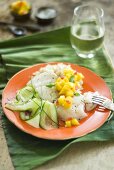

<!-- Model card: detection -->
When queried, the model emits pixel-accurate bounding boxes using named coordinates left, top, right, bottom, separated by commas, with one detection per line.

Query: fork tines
left=92, top=96, right=105, bottom=104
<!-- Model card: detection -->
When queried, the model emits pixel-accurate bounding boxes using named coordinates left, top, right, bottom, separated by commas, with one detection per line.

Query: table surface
left=0, top=0, right=114, bottom=170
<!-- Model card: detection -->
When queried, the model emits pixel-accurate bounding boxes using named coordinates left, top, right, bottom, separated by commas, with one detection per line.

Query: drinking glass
left=70, top=4, right=105, bottom=58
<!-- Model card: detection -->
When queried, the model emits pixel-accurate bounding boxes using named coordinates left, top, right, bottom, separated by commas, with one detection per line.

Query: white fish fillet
left=75, top=103, right=87, bottom=120
left=85, top=103, right=97, bottom=111
left=84, top=91, right=98, bottom=111
left=31, top=72, right=58, bottom=102
left=84, top=91, right=99, bottom=103
left=57, top=95, right=87, bottom=121
left=36, top=86, right=58, bottom=102
left=31, top=72, right=57, bottom=87
left=57, top=92, right=98, bottom=121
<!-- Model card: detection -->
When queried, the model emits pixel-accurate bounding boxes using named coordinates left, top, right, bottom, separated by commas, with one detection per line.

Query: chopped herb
left=69, top=75, right=75, bottom=83
left=46, top=83, right=55, bottom=88
left=74, top=92, right=80, bottom=96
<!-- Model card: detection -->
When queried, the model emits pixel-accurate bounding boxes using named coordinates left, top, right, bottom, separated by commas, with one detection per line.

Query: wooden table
left=0, top=0, right=114, bottom=170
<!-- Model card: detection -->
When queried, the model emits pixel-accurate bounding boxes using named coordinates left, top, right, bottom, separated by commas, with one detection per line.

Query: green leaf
left=0, top=27, right=114, bottom=170
left=74, top=92, right=80, bottom=96
left=46, top=83, right=55, bottom=88
left=69, top=75, right=75, bottom=82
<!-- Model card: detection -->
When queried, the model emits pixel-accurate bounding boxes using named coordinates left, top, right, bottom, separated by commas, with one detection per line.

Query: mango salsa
left=10, top=0, right=31, bottom=15
left=55, top=68, right=84, bottom=109
left=65, top=118, right=79, bottom=127
left=58, top=96, right=72, bottom=108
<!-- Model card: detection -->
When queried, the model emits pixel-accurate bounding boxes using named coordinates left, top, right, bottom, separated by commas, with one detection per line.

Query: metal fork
left=92, top=95, right=114, bottom=111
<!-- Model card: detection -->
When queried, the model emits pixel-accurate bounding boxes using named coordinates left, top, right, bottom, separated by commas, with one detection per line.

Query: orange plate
left=2, top=62, right=112, bottom=140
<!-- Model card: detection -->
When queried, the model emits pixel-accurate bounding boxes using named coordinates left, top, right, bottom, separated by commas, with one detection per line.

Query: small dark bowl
left=11, top=9, right=31, bottom=22
left=35, top=7, right=57, bottom=25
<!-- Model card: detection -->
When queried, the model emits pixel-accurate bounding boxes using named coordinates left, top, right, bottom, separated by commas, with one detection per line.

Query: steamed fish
left=57, top=92, right=98, bottom=121
left=30, top=72, right=58, bottom=102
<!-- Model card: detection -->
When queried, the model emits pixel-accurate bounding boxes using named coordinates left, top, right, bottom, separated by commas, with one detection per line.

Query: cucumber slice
left=40, top=101, right=58, bottom=130
left=16, top=86, right=35, bottom=102
left=6, top=97, right=58, bottom=130
left=25, top=112, right=40, bottom=128
left=5, top=98, right=41, bottom=117
left=20, top=112, right=30, bottom=120
left=34, top=92, right=40, bottom=99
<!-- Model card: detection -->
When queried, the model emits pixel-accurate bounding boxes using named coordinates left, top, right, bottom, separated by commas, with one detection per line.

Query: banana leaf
left=0, top=27, right=114, bottom=170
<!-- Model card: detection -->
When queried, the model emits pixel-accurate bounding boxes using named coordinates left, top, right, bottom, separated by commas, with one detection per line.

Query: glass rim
left=74, top=4, right=104, bottom=18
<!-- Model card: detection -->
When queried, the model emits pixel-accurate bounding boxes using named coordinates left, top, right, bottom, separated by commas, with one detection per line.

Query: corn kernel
left=71, top=118, right=80, bottom=126
left=65, top=120, right=72, bottom=127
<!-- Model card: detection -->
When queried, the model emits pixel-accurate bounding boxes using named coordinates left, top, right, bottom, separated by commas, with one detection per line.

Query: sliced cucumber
left=5, top=98, right=41, bottom=117
left=25, top=112, right=40, bottom=128
left=6, top=96, right=58, bottom=129
left=34, top=92, right=40, bottom=99
left=16, top=86, right=35, bottom=102
left=40, top=101, right=58, bottom=130
left=20, top=112, right=30, bottom=120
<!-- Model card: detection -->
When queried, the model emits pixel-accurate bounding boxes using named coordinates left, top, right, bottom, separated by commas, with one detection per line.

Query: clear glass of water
left=70, top=4, right=105, bottom=58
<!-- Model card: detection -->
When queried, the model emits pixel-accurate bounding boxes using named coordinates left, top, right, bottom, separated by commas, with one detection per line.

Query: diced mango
left=58, top=95, right=65, bottom=106
left=55, top=77, right=69, bottom=91
left=64, top=69, right=74, bottom=76
left=55, top=69, right=84, bottom=110
left=65, top=120, right=72, bottom=127
left=55, top=82, right=63, bottom=91
left=56, top=77, right=69, bottom=83
left=75, top=81, right=81, bottom=89
left=65, top=90, right=74, bottom=97
left=64, top=100, right=72, bottom=108
left=65, top=73, right=72, bottom=79
left=58, top=96, right=72, bottom=108
left=64, top=77, right=69, bottom=82
left=10, top=0, right=31, bottom=14
left=66, top=96, right=73, bottom=104
left=66, top=96, right=73, bottom=102
left=67, top=82, right=75, bottom=91
left=59, top=82, right=75, bottom=96
left=71, top=118, right=80, bottom=126
left=75, top=73, right=84, bottom=81
left=65, top=118, right=79, bottom=128
left=59, top=84, right=69, bottom=95
left=18, top=9, right=27, bottom=15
